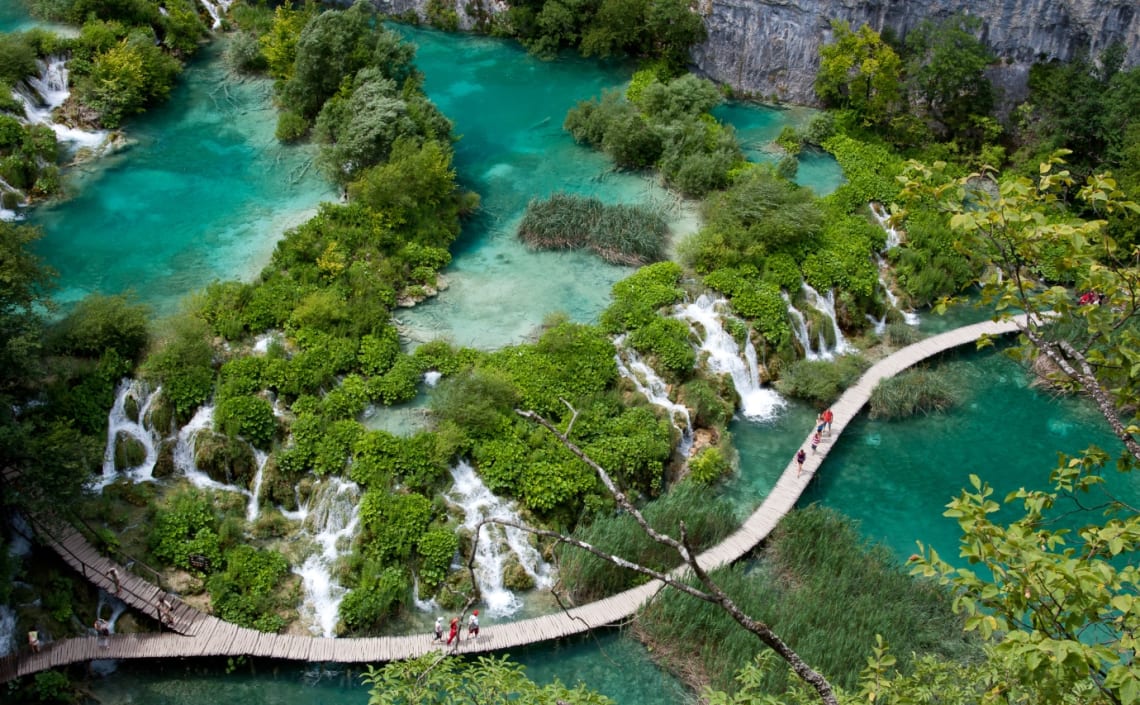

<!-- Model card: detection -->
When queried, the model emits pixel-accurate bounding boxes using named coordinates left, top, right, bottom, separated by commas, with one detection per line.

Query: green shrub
left=628, top=317, right=695, bottom=378
left=688, top=445, right=731, bottom=484
left=368, top=354, right=423, bottom=406
left=149, top=490, right=222, bottom=572
left=600, top=261, right=684, bottom=333
left=207, top=545, right=290, bottom=632
left=775, top=355, right=868, bottom=406
left=225, top=30, right=267, bottom=73
left=275, top=110, right=310, bottom=142
left=214, top=394, right=276, bottom=449
left=359, top=490, right=433, bottom=562
left=869, top=367, right=957, bottom=419
left=49, top=294, right=150, bottom=361
left=417, top=528, right=458, bottom=589
left=430, top=368, right=518, bottom=438
left=142, top=316, right=215, bottom=422
left=338, top=564, right=407, bottom=633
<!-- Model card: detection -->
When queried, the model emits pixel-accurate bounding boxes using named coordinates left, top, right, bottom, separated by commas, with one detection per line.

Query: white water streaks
left=446, top=460, right=554, bottom=617
left=17, top=56, right=108, bottom=152
left=197, top=0, right=234, bottom=29
left=782, top=291, right=823, bottom=360
left=870, top=201, right=903, bottom=250
left=800, top=283, right=854, bottom=357
left=674, top=295, right=786, bottom=422
left=174, top=405, right=267, bottom=520
left=96, top=380, right=163, bottom=490
left=295, top=478, right=362, bottom=637
left=613, top=336, right=694, bottom=457
left=0, top=605, right=14, bottom=657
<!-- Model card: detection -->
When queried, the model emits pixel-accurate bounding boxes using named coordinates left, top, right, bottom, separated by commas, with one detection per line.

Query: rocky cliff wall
left=691, top=0, right=1140, bottom=105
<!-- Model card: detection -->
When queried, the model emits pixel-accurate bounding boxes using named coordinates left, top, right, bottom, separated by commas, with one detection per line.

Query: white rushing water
left=869, top=202, right=921, bottom=328
left=613, top=336, right=694, bottom=457
left=782, top=292, right=823, bottom=361
left=446, top=461, right=554, bottom=617
left=870, top=202, right=902, bottom=250
left=16, top=56, right=108, bottom=151
left=96, top=380, right=163, bottom=490
left=674, top=295, right=786, bottom=422
left=295, top=478, right=362, bottom=637
left=197, top=0, right=234, bottom=29
left=799, top=283, right=854, bottom=357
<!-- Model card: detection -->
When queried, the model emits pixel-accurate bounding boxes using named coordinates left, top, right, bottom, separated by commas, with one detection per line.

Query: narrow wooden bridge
left=0, top=316, right=1025, bottom=681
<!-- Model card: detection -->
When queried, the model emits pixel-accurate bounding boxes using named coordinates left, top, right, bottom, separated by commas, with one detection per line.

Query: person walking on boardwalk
left=27, top=630, right=40, bottom=653
left=94, top=618, right=110, bottom=648
left=823, top=408, right=834, bottom=435
left=796, top=448, right=807, bottom=475
left=467, top=610, right=479, bottom=641
left=446, top=617, right=459, bottom=646
left=811, top=431, right=821, bottom=454
left=433, top=617, right=443, bottom=642
left=107, top=567, right=120, bottom=596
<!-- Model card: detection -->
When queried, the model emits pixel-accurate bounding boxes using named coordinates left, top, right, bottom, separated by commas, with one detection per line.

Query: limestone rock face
left=692, top=0, right=1140, bottom=105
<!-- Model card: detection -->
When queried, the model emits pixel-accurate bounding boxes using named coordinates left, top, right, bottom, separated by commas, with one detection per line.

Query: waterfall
left=782, top=292, right=821, bottom=361
left=613, top=336, right=694, bottom=457
left=446, top=461, right=554, bottom=617
left=423, top=371, right=442, bottom=387
left=675, top=295, right=786, bottom=422
left=16, top=56, right=108, bottom=152
left=411, top=573, right=440, bottom=613
left=197, top=0, right=234, bottom=29
left=246, top=449, right=269, bottom=522
left=800, top=284, right=853, bottom=357
left=869, top=202, right=920, bottom=327
left=295, top=478, right=362, bottom=637
left=96, top=380, right=163, bottom=490
left=870, top=202, right=902, bottom=250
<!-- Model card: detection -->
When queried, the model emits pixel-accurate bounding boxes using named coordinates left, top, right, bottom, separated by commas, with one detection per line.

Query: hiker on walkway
left=816, top=413, right=826, bottom=435
left=823, top=408, right=834, bottom=435
left=811, top=431, right=821, bottom=454
left=28, top=630, right=40, bottom=653
left=94, top=618, right=110, bottom=648
left=446, top=617, right=459, bottom=646
left=433, top=617, right=443, bottom=642
left=796, top=448, right=807, bottom=475
left=468, top=610, right=479, bottom=641
left=107, top=567, right=120, bottom=596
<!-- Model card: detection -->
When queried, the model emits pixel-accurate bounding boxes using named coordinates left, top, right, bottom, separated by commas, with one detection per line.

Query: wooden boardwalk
left=0, top=316, right=1024, bottom=681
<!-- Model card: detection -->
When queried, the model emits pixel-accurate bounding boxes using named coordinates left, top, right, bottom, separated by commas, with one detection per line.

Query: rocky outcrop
left=692, top=0, right=1140, bottom=105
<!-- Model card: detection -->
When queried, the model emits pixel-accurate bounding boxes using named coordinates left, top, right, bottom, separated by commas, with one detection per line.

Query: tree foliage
left=815, top=21, right=903, bottom=127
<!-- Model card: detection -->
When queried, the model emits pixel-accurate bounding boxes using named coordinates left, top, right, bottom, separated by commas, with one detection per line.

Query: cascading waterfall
left=16, top=56, right=107, bottom=151
left=89, top=594, right=128, bottom=676
left=869, top=203, right=920, bottom=328
left=246, top=450, right=269, bottom=522
left=96, top=380, right=163, bottom=490
left=295, top=478, right=362, bottom=637
left=613, top=336, right=694, bottom=457
left=411, top=574, right=440, bottom=613
left=446, top=460, right=554, bottom=617
left=0, top=606, right=15, bottom=657
left=781, top=292, right=821, bottom=361
left=675, top=295, right=786, bottom=422
left=197, top=0, right=234, bottom=29
left=800, top=283, right=853, bottom=356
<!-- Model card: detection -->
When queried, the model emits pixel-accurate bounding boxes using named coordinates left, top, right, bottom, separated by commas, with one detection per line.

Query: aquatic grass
left=517, top=193, right=669, bottom=266
left=869, top=367, right=957, bottom=419
left=557, top=482, right=737, bottom=602
left=635, top=505, right=978, bottom=695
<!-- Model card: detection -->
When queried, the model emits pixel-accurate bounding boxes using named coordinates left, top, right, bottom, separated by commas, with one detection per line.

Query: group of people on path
left=795, top=408, right=834, bottom=476
left=433, top=610, right=480, bottom=646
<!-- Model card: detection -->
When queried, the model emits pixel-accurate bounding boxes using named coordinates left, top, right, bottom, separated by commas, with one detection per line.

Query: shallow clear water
left=0, top=0, right=34, bottom=33
left=27, top=40, right=336, bottom=315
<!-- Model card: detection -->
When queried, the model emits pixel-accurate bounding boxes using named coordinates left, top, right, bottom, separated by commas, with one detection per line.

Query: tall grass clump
left=869, top=367, right=957, bottom=419
left=775, top=355, right=868, bottom=406
left=635, top=505, right=977, bottom=695
left=517, top=192, right=669, bottom=266
left=557, top=481, right=737, bottom=602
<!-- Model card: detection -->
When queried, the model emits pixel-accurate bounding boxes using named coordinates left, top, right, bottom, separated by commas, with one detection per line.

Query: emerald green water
left=27, top=40, right=336, bottom=315
left=0, top=0, right=33, bottom=33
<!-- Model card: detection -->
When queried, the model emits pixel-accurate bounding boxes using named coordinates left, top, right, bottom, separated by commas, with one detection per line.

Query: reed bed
left=517, top=192, right=669, bottom=266
left=869, top=367, right=957, bottom=419
left=556, top=482, right=737, bottom=602
left=635, top=506, right=978, bottom=695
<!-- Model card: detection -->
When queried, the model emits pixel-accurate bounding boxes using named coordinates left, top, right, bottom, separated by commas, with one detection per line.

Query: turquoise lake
left=9, top=10, right=1126, bottom=705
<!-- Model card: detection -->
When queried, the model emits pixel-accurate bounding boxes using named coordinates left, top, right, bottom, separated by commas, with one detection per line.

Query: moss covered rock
left=193, top=431, right=257, bottom=488
left=114, top=432, right=147, bottom=471
left=152, top=440, right=176, bottom=479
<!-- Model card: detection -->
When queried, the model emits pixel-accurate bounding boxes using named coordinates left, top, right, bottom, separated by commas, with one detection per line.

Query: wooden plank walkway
left=0, top=316, right=1025, bottom=681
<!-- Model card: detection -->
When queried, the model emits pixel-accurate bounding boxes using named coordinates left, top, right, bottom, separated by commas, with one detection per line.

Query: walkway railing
left=0, top=316, right=1025, bottom=682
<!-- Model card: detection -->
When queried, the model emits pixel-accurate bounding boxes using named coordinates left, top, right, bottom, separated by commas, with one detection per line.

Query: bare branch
left=513, top=406, right=840, bottom=705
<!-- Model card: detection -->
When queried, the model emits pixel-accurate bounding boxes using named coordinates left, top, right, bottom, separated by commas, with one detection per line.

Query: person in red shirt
left=446, top=617, right=460, bottom=646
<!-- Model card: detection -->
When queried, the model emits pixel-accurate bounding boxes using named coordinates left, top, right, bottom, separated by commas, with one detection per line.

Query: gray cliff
left=691, top=0, right=1140, bottom=105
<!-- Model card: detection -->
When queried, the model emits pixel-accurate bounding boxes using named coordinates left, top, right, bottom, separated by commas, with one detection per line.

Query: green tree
left=815, top=20, right=903, bottom=127
left=903, top=15, right=995, bottom=143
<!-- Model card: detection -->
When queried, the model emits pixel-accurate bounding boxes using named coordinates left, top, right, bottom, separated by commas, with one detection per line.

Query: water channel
left=5, top=10, right=1126, bottom=705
